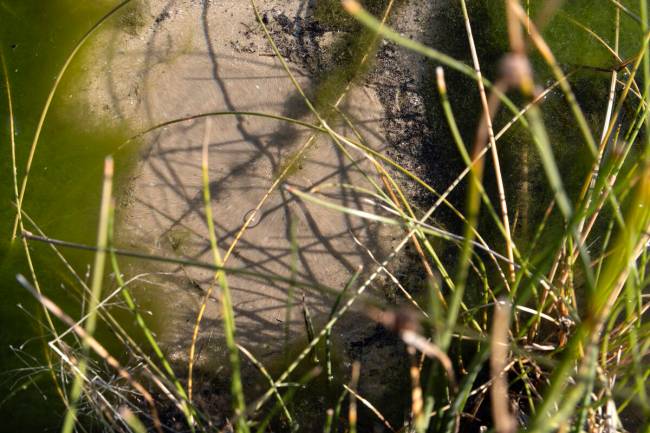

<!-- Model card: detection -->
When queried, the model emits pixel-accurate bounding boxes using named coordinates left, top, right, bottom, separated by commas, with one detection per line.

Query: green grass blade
left=61, top=157, right=113, bottom=433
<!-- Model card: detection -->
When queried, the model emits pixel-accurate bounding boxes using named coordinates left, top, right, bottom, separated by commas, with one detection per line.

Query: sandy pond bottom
left=74, top=0, right=441, bottom=425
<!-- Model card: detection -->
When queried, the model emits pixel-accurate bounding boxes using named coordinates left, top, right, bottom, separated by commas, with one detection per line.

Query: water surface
left=0, top=2, right=135, bottom=430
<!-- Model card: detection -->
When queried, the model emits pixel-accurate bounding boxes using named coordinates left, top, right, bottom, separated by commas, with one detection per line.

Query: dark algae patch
left=263, top=0, right=405, bottom=179
left=310, top=0, right=406, bottom=115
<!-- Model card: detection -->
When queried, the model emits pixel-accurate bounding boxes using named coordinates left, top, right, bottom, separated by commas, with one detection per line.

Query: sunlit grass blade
left=59, top=156, right=113, bottom=433
left=189, top=119, right=249, bottom=432
left=107, top=204, right=196, bottom=429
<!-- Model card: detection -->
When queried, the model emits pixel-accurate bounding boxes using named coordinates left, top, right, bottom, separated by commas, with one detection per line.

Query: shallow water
left=0, top=2, right=136, bottom=430
left=0, top=0, right=643, bottom=430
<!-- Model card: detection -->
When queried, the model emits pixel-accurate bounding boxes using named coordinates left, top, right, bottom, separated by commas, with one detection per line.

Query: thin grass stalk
left=580, top=7, right=620, bottom=229
left=460, top=0, right=516, bottom=282
left=343, top=384, right=395, bottom=432
left=192, top=119, right=248, bottom=432
left=284, top=216, right=299, bottom=364
left=514, top=357, right=537, bottom=417
left=407, top=346, right=424, bottom=431
left=642, top=0, right=650, bottom=161
left=575, top=29, right=650, bottom=185
left=2, top=48, right=67, bottom=404
left=61, top=157, right=113, bottom=433
left=327, top=107, right=392, bottom=203
left=490, top=301, right=516, bottom=433
left=326, top=267, right=362, bottom=383
left=376, top=163, right=467, bottom=298
left=21, top=231, right=359, bottom=300
left=440, top=107, right=484, bottom=351
left=608, top=0, right=642, bottom=23
left=11, top=0, right=133, bottom=240
left=436, top=67, right=513, bottom=290
left=237, top=344, right=293, bottom=427
left=574, top=149, right=635, bottom=246
left=351, top=233, right=428, bottom=316
left=106, top=207, right=196, bottom=428
left=6, top=52, right=74, bottom=415
left=558, top=14, right=642, bottom=97
left=1, top=49, right=19, bottom=232
left=331, top=388, right=349, bottom=433
left=525, top=201, right=559, bottom=339
left=119, top=110, right=327, bottom=151
left=323, top=409, right=334, bottom=433
left=254, top=367, right=322, bottom=433
left=366, top=145, right=439, bottom=280
left=621, top=276, right=648, bottom=410
left=301, top=294, right=319, bottom=363
left=415, top=63, right=499, bottom=419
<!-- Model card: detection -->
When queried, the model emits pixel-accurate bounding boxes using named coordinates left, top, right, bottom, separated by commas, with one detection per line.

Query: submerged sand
left=74, top=6, right=445, bottom=421
left=78, top=0, right=404, bottom=366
